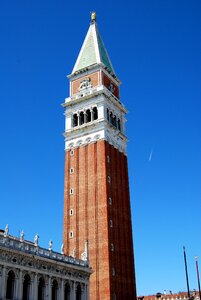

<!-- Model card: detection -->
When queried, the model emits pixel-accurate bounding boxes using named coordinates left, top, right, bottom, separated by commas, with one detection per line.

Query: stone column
left=60, top=279, right=64, bottom=300
left=81, top=284, right=84, bottom=300
left=13, top=271, right=18, bottom=300
left=0, top=267, right=2, bottom=298
left=33, top=273, right=38, bottom=300
left=122, top=116, right=126, bottom=135
left=84, top=110, right=87, bottom=123
left=0, top=266, right=7, bottom=299
left=81, top=283, right=86, bottom=300
left=85, top=283, right=89, bottom=300
left=17, top=269, right=23, bottom=300
left=70, top=281, right=76, bottom=300
left=91, top=109, right=94, bottom=121
left=30, top=275, right=34, bottom=300
left=82, top=284, right=86, bottom=300
left=48, top=276, right=52, bottom=300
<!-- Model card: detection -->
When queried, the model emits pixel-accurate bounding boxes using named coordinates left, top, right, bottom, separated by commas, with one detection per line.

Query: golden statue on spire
left=91, top=11, right=96, bottom=22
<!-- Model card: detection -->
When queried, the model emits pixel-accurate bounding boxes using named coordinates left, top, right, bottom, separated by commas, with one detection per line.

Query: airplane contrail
left=149, top=148, right=154, bottom=161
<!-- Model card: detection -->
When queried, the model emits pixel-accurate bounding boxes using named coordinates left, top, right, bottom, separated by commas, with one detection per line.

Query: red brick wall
left=63, top=140, right=136, bottom=300
left=102, top=73, right=119, bottom=99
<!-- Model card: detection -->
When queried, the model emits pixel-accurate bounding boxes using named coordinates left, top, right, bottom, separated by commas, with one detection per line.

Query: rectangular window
left=69, top=231, right=73, bottom=238
left=70, top=168, right=74, bottom=174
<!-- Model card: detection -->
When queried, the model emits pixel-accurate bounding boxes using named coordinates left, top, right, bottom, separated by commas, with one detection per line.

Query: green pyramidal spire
left=72, top=12, right=115, bottom=75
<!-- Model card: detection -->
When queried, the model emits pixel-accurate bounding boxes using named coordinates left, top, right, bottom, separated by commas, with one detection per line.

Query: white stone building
left=0, top=228, right=91, bottom=300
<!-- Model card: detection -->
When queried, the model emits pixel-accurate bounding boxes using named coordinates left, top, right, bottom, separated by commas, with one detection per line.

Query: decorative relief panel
left=71, top=71, right=99, bottom=96
left=79, top=78, right=92, bottom=91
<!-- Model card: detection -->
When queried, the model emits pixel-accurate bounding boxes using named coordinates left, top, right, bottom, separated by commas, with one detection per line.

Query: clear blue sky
left=0, top=0, right=200, bottom=296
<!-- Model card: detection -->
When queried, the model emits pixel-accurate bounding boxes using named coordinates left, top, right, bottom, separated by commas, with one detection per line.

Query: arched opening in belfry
left=64, top=282, right=71, bottom=300
left=38, top=277, right=45, bottom=300
left=79, top=111, right=84, bottom=125
left=86, top=109, right=91, bottom=122
left=93, top=107, right=98, bottom=120
left=107, top=108, right=110, bottom=121
left=6, top=270, right=15, bottom=299
left=23, top=274, right=31, bottom=300
left=117, top=118, right=121, bottom=131
left=113, top=115, right=117, bottom=128
left=110, top=111, right=113, bottom=124
left=76, top=284, right=82, bottom=300
left=52, top=279, right=58, bottom=300
left=73, top=114, right=78, bottom=127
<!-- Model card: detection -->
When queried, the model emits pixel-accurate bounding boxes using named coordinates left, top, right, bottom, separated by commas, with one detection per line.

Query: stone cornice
left=62, top=85, right=127, bottom=114
left=68, top=63, right=120, bottom=85
left=64, top=121, right=127, bottom=155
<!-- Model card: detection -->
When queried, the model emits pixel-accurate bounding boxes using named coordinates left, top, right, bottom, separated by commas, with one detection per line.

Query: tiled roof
left=140, top=291, right=199, bottom=300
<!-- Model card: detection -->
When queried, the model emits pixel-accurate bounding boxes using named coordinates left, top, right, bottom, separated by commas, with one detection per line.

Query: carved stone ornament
left=79, top=78, right=92, bottom=91
left=49, top=240, right=53, bottom=251
left=61, top=243, right=64, bottom=254
left=108, top=82, right=115, bottom=93
left=72, top=248, right=76, bottom=258
left=34, top=233, right=39, bottom=246
left=81, top=251, right=87, bottom=261
left=20, top=230, right=24, bottom=242
left=4, top=224, right=9, bottom=237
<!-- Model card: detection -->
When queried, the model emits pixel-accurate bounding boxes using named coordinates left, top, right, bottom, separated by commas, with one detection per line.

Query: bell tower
left=63, top=13, right=137, bottom=300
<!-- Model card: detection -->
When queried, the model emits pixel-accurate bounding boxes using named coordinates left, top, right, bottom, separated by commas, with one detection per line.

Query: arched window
left=64, top=282, right=71, bottom=300
left=76, top=284, right=82, bottom=300
left=38, top=277, right=45, bottom=300
left=52, top=279, right=58, bottom=300
left=73, top=114, right=78, bottom=127
left=93, top=107, right=98, bottom=120
left=6, top=270, right=15, bottom=300
left=23, top=274, right=31, bottom=300
left=79, top=112, right=84, bottom=125
left=86, top=109, right=91, bottom=122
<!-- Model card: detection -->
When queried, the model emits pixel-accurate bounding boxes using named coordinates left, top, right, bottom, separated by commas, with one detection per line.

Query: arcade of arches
left=1, top=267, right=87, bottom=300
